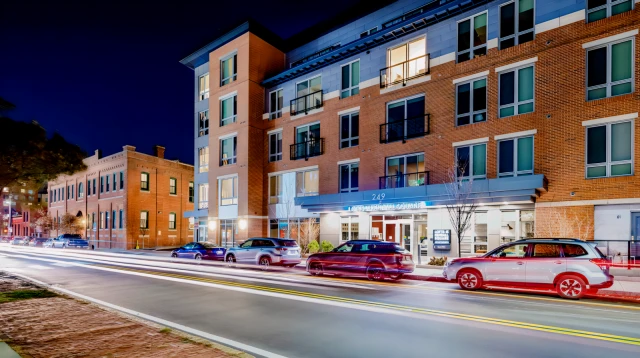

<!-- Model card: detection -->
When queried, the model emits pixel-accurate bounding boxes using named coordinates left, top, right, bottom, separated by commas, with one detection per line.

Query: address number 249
left=372, top=193, right=386, bottom=200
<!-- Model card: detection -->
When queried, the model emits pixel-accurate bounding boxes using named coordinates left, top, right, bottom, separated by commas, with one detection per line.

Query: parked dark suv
left=306, top=240, right=415, bottom=281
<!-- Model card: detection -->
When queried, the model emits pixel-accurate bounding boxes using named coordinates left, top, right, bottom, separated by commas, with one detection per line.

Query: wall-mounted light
left=208, top=220, right=216, bottom=231
left=239, top=219, right=247, bottom=230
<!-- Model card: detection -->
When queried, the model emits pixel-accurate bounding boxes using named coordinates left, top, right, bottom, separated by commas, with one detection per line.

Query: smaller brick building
left=48, top=145, right=194, bottom=249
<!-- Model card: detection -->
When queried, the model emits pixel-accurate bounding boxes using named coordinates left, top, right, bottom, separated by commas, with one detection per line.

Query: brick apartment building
left=180, top=0, right=640, bottom=257
left=48, top=145, right=194, bottom=249
left=2, top=185, right=47, bottom=237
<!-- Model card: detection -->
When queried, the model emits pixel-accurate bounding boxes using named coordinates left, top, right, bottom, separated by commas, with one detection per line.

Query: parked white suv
left=442, top=238, right=613, bottom=299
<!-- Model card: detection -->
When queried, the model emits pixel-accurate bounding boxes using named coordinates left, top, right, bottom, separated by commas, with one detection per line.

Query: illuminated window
left=199, top=73, right=209, bottom=101
left=220, top=53, right=237, bottom=86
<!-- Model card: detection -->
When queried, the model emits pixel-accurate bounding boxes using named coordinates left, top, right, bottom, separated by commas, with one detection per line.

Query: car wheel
left=226, top=254, right=236, bottom=266
left=556, top=275, right=586, bottom=299
left=259, top=256, right=271, bottom=271
left=308, top=262, right=323, bottom=276
left=388, top=273, right=404, bottom=280
left=194, top=254, right=202, bottom=261
left=366, top=264, right=385, bottom=281
left=171, top=253, right=178, bottom=258
left=457, top=269, right=483, bottom=290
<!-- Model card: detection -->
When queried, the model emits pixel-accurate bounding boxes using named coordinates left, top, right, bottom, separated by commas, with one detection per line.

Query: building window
left=456, top=143, right=487, bottom=180
left=71, top=185, right=74, bottom=199
left=586, top=121, right=633, bottom=178
left=92, top=178, right=96, bottom=195
left=457, top=12, right=487, bottom=63
left=91, top=212, right=95, bottom=229
left=296, top=169, right=319, bottom=197
left=340, top=112, right=359, bottom=148
left=220, top=136, right=237, bottom=166
left=100, top=177, right=104, bottom=193
left=198, top=146, right=209, bottom=173
left=384, top=153, right=426, bottom=188
left=220, top=219, right=237, bottom=248
left=220, top=53, right=237, bottom=86
left=499, top=65, right=534, bottom=118
left=140, top=172, right=149, bottom=191
left=198, top=110, right=209, bottom=136
left=199, top=73, right=209, bottom=101
left=339, top=162, right=359, bottom=193
left=112, top=174, right=117, bottom=192
left=198, top=183, right=209, bottom=209
left=169, top=177, right=177, bottom=195
left=293, top=122, right=321, bottom=159
left=106, top=175, right=110, bottom=192
left=385, top=37, right=427, bottom=87
left=587, top=0, right=633, bottom=22
left=456, top=77, right=487, bottom=126
left=140, top=211, right=149, bottom=229
left=220, top=176, right=238, bottom=206
left=112, top=210, right=116, bottom=228
left=269, top=131, right=282, bottom=162
left=78, top=182, right=84, bottom=199
left=587, top=38, right=634, bottom=101
left=340, top=216, right=359, bottom=241
left=220, top=95, right=237, bottom=127
left=293, top=76, right=322, bottom=114
left=341, top=60, right=360, bottom=98
left=498, top=136, right=534, bottom=177
left=100, top=212, right=105, bottom=229
left=360, top=26, right=378, bottom=38
left=385, top=95, right=426, bottom=142
left=188, top=181, right=194, bottom=203
left=169, top=212, right=176, bottom=230
left=269, top=175, right=282, bottom=204
left=499, top=0, right=535, bottom=50
left=119, top=209, right=124, bottom=229
left=269, top=89, right=283, bottom=120
left=120, top=171, right=124, bottom=190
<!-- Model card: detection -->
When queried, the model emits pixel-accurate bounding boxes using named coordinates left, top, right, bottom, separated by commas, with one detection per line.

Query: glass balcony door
left=388, top=38, right=426, bottom=84
left=385, top=153, right=425, bottom=188
left=296, top=123, right=321, bottom=157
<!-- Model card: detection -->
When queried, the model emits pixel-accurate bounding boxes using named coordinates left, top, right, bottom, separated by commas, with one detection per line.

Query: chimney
left=94, top=149, right=102, bottom=159
left=123, top=145, right=136, bottom=152
left=154, top=145, right=166, bottom=159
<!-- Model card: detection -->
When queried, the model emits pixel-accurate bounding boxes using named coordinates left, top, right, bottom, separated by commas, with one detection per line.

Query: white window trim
left=455, top=76, right=488, bottom=126
left=337, top=106, right=360, bottom=116
left=268, top=88, right=284, bottom=120
left=340, top=59, right=360, bottom=98
left=452, top=137, right=489, bottom=147
left=585, top=119, right=634, bottom=178
left=586, top=0, right=635, bottom=24
left=268, top=165, right=318, bottom=177
left=219, top=49, right=237, bottom=61
left=198, top=73, right=209, bottom=101
left=455, top=143, right=488, bottom=180
left=498, top=0, right=536, bottom=50
left=220, top=95, right=237, bottom=126
left=218, top=131, right=238, bottom=140
left=582, top=112, right=638, bottom=126
left=337, top=158, right=360, bottom=165
left=296, top=169, right=320, bottom=197
left=583, top=29, right=638, bottom=49
left=218, top=90, right=238, bottom=100
left=452, top=70, right=489, bottom=84
left=495, top=129, right=538, bottom=140
left=219, top=175, right=238, bottom=206
left=339, top=162, right=359, bottom=193
left=267, top=127, right=283, bottom=135
left=498, top=63, right=535, bottom=118
left=456, top=11, right=489, bottom=63
left=497, top=136, right=535, bottom=177
left=495, top=57, right=538, bottom=73
left=585, top=36, right=635, bottom=100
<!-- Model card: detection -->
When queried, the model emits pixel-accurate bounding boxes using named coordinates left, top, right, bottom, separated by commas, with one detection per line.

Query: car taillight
left=280, top=247, right=288, bottom=252
left=590, top=258, right=609, bottom=272
left=395, top=254, right=403, bottom=264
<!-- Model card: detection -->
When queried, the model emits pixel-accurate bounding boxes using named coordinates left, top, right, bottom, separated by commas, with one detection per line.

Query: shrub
left=308, top=240, right=320, bottom=254
left=428, top=256, right=448, bottom=266
left=320, top=240, right=334, bottom=253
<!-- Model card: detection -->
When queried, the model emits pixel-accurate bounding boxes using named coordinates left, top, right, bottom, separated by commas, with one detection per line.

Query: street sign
left=433, top=229, right=451, bottom=251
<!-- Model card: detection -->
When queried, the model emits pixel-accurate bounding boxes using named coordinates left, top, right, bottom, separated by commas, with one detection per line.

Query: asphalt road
left=1, top=244, right=639, bottom=358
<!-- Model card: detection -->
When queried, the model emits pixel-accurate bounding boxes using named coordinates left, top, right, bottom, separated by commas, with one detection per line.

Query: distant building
left=47, top=145, right=194, bottom=249
left=2, top=184, right=45, bottom=237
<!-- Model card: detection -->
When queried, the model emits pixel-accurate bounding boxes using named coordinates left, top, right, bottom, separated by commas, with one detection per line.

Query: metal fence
left=592, top=240, right=639, bottom=268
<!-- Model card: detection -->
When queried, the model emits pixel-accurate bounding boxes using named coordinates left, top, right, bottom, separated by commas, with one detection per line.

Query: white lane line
left=9, top=272, right=289, bottom=358
left=28, top=264, right=52, bottom=270
left=52, top=262, right=79, bottom=267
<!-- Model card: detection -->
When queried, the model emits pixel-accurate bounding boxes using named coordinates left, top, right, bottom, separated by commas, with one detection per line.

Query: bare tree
left=444, top=163, right=478, bottom=258
left=31, top=208, right=52, bottom=236
left=268, top=175, right=297, bottom=239
left=298, top=218, right=321, bottom=255
left=535, top=208, right=592, bottom=241
left=59, top=213, right=82, bottom=234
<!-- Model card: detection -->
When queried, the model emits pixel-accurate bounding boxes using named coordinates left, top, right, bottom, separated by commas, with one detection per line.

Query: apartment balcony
left=380, top=114, right=430, bottom=144
left=379, top=171, right=430, bottom=189
left=290, top=90, right=323, bottom=116
left=379, top=54, right=430, bottom=89
left=198, top=202, right=209, bottom=209
left=290, top=138, right=325, bottom=161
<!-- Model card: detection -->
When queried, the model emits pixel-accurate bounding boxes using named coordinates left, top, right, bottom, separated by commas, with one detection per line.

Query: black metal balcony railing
left=290, top=138, right=325, bottom=161
left=290, top=90, right=323, bottom=116
left=380, top=54, right=430, bottom=89
left=380, top=113, right=430, bottom=144
left=379, top=171, right=430, bottom=189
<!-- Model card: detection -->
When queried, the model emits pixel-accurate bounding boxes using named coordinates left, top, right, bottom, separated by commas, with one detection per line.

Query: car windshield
left=201, top=242, right=219, bottom=248
left=589, top=243, right=607, bottom=258
left=275, top=239, right=298, bottom=247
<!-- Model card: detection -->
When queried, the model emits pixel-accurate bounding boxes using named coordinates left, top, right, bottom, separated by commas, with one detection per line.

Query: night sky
left=1, top=0, right=393, bottom=164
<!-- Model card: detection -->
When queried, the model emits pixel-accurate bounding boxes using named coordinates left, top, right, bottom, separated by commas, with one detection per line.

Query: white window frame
left=340, top=111, right=359, bottom=149
left=498, top=0, right=535, bottom=50
left=169, top=177, right=177, bottom=195
left=198, top=183, right=209, bottom=209
left=198, top=146, right=209, bottom=173
left=339, top=162, right=359, bottom=193
left=586, top=37, right=635, bottom=101
left=220, top=94, right=237, bottom=126
left=340, top=216, right=359, bottom=241
left=340, top=59, right=360, bottom=99
left=220, top=136, right=237, bottom=166
left=169, top=213, right=176, bottom=230
left=385, top=152, right=425, bottom=176
left=498, top=64, right=535, bottom=118
left=269, top=174, right=282, bottom=204
left=220, top=52, right=237, bottom=86
left=296, top=169, right=319, bottom=197
left=455, top=77, right=487, bottom=126
left=198, top=73, right=209, bottom=101
left=497, top=136, right=535, bottom=177
left=455, top=143, right=487, bottom=180
left=269, top=88, right=284, bottom=120
left=140, top=211, right=149, bottom=229
left=585, top=120, right=634, bottom=178
left=269, top=131, right=282, bottom=162
left=457, top=11, right=488, bottom=63
left=198, top=110, right=209, bottom=137
left=219, top=176, right=238, bottom=206
left=294, top=75, right=323, bottom=114
left=587, top=0, right=634, bottom=23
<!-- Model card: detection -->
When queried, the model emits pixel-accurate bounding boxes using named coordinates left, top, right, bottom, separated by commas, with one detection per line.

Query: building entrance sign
left=348, top=201, right=428, bottom=212
left=433, top=229, right=451, bottom=251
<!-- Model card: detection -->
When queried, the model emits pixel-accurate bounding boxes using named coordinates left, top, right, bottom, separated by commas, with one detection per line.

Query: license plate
left=290, top=251, right=297, bottom=255
left=216, top=250, right=223, bottom=254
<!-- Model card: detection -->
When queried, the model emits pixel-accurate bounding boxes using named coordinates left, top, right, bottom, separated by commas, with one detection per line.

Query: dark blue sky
left=0, top=0, right=391, bottom=164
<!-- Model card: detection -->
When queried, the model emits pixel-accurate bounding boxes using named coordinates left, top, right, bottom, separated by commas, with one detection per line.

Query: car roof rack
left=516, top=238, right=583, bottom=242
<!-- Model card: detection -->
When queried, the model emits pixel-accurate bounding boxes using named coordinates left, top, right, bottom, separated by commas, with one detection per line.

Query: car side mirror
left=499, top=252, right=507, bottom=258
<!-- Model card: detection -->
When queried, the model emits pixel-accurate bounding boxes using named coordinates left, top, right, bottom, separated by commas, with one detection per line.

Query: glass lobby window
left=499, top=65, right=534, bottom=117
left=198, top=146, right=209, bottom=173
left=220, top=176, right=238, bottom=206
left=220, top=95, right=237, bottom=126
left=198, top=73, right=209, bottom=101
left=385, top=153, right=425, bottom=188
left=456, top=144, right=487, bottom=180
left=296, top=169, right=319, bottom=196
left=198, top=110, right=209, bottom=136
left=220, top=53, right=237, bottom=86
left=587, top=0, right=633, bottom=23
left=456, top=77, right=487, bottom=126
left=386, top=95, right=426, bottom=142
left=499, top=0, right=535, bottom=50
left=339, top=162, right=359, bottom=193
left=586, top=121, right=632, bottom=178
left=457, top=12, right=487, bottom=63
left=340, top=112, right=359, bottom=148
left=220, top=219, right=237, bottom=248
left=220, top=136, right=237, bottom=166
left=387, top=37, right=426, bottom=86
left=587, top=38, right=633, bottom=100
left=498, top=136, right=534, bottom=177
left=341, top=60, right=360, bottom=98
left=520, top=210, right=535, bottom=239
left=198, top=183, right=209, bottom=209
left=269, top=89, right=283, bottom=120
left=269, top=175, right=282, bottom=204
left=340, top=216, right=359, bottom=241
left=269, top=131, right=282, bottom=162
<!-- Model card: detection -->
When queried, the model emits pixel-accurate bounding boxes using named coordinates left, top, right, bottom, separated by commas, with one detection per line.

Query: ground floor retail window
left=500, top=209, right=535, bottom=243
left=220, top=219, right=237, bottom=248
left=340, top=216, right=359, bottom=241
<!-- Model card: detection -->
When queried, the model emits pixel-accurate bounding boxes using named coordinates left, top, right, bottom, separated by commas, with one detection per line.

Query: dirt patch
left=0, top=273, right=249, bottom=358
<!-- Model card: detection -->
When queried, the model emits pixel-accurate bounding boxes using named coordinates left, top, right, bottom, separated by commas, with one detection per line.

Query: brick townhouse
left=48, top=145, right=194, bottom=249
left=180, top=0, right=640, bottom=258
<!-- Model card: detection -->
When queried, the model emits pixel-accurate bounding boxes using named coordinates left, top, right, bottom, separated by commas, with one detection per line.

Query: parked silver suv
left=225, top=238, right=301, bottom=270
left=442, top=238, right=613, bottom=299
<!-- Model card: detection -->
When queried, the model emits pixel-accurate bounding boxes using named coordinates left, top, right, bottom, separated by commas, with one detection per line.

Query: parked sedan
left=29, top=238, right=49, bottom=247
left=11, top=237, right=28, bottom=245
left=225, top=238, right=301, bottom=269
left=49, top=234, right=83, bottom=248
left=0, top=236, right=12, bottom=243
left=306, top=240, right=414, bottom=281
left=171, top=242, right=226, bottom=261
